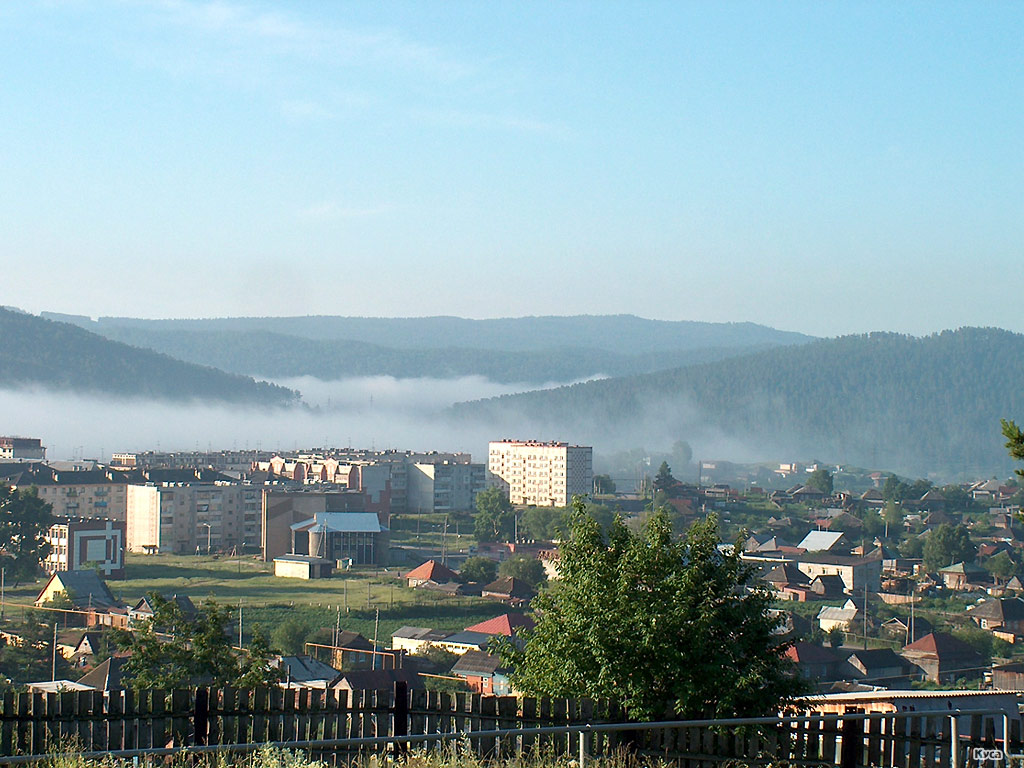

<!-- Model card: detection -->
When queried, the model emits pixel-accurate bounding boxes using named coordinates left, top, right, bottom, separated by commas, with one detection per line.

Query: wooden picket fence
left=0, top=686, right=1018, bottom=767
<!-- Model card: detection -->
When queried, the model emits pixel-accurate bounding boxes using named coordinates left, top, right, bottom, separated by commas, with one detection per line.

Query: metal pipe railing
left=0, top=706, right=1014, bottom=766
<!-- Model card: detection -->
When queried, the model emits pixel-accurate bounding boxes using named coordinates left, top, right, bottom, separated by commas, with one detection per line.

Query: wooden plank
left=907, top=716, right=922, bottom=768
left=252, top=687, right=268, bottom=745
left=892, top=715, right=908, bottom=768
left=479, top=696, right=498, bottom=757
left=521, top=697, right=537, bottom=754
left=123, top=688, right=138, bottom=750
left=16, top=692, right=30, bottom=755
left=268, top=686, right=284, bottom=743
left=0, top=691, right=13, bottom=756
left=43, top=692, right=58, bottom=754
left=921, top=716, right=937, bottom=768
left=822, top=716, right=838, bottom=765
left=865, top=716, right=882, bottom=768
left=282, top=686, right=296, bottom=743
left=151, top=689, right=168, bottom=749
left=170, top=689, right=190, bottom=748
left=107, top=690, right=123, bottom=752
left=90, top=691, right=107, bottom=753
left=28, top=693, right=43, bottom=757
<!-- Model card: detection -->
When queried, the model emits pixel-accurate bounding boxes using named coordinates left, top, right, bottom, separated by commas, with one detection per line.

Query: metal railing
left=0, top=707, right=1015, bottom=768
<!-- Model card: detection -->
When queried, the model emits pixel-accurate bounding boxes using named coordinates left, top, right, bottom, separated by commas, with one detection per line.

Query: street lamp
left=199, top=522, right=212, bottom=555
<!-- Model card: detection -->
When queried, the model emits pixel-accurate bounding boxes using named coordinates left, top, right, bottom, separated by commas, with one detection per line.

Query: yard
left=2, top=552, right=517, bottom=650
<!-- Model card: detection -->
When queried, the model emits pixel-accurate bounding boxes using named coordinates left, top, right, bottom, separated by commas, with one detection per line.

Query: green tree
left=0, top=616, right=72, bottom=689
left=500, top=499, right=804, bottom=720
left=271, top=616, right=311, bottom=656
left=473, top=487, right=515, bottom=542
left=497, top=554, right=547, bottom=588
left=922, top=523, right=976, bottom=571
left=593, top=474, right=616, bottom=495
left=883, top=475, right=907, bottom=503
left=986, top=551, right=1016, bottom=585
left=671, top=440, right=693, bottom=469
left=882, top=501, right=904, bottom=539
left=653, top=462, right=678, bottom=496
left=114, top=594, right=282, bottom=688
left=1003, top=419, right=1024, bottom=478
left=236, top=625, right=282, bottom=688
left=0, top=485, right=54, bottom=579
left=459, top=556, right=498, bottom=584
left=806, top=468, right=833, bottom=495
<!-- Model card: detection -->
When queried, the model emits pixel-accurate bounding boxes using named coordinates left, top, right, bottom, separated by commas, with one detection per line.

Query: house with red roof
left=464, top=613, right=535, bottom=636
left=404, top=560, right=459, bottom=588
left=901, top=632, right=985, bottom=683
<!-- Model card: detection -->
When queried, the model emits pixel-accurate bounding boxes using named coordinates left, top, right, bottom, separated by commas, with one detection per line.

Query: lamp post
left=200, top=522, right=212, bottom=555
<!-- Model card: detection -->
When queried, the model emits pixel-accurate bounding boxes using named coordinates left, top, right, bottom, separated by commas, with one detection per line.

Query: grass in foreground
left=44, top=744, right=669, bottom=768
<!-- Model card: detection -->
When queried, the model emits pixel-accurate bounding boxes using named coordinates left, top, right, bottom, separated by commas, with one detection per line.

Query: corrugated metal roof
left=290, top=512, right=386, bottom=533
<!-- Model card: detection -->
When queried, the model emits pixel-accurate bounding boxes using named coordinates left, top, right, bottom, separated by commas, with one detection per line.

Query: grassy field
left=2, top=553, right=517, bottom=648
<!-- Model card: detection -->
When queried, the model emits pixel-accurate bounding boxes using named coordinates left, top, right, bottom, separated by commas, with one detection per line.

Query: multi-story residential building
left=488, top=440, right=593, bottom=507
left=0, top=436, right=45, bottom=461
left=126, top=481, right=262, bottom=555
left=43, top=518, right=126, bottom=579
left=1, top=465, right=134, bottom=521
left=407, top=461, right=487, bottom=514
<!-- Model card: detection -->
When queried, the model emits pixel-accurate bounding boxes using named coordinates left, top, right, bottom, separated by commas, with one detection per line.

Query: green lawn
left=3, top=553, right=517, bottom=648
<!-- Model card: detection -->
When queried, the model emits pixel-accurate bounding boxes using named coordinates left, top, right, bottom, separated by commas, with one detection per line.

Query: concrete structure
left=407, top=461, right=486, bottom=514
left=0, top=437, right=45, bottom=461
left=126, top=482, right=261, bottom=555
left=43, top=518, right=126, bottom=578
left=273, top=554, right=334, bottom=579
left=289, top=512, right=389, bottom=566
left=487, top=440, right=593, bottom=507
left=261, top=489, right=387, bottom=562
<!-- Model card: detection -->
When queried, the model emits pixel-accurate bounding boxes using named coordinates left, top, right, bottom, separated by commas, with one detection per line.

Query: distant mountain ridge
left=0, top=309, right=297, bottom=405
left=41, top=313, right=813, bottom=384
left=451, top=327, right=1024, bottom=477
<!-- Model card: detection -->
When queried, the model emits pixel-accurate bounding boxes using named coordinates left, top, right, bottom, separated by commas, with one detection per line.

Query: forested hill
left=44, top=313, right=811, bottom=354
left=451, top=328, right=1024, bottom=477
left=61, top=325, right=786, bottom=385
left=38, top=313, right=812, bottom=384
left=0, top=309, right=298, bottom=405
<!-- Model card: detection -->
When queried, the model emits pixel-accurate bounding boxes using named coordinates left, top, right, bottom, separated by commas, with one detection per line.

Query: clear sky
left=2, top=1, right=1022, bottom=337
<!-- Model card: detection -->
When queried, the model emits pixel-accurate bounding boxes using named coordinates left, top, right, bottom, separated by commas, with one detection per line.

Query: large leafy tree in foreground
left=501, top=499, right=803, bottom=720
left=0, top=485, right=54, bottom=579
left=1004, top=419, right=1024, bottom=479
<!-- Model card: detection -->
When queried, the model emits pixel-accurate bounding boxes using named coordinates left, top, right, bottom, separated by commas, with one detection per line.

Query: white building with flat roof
left=488, top=440, right=593, bottom=507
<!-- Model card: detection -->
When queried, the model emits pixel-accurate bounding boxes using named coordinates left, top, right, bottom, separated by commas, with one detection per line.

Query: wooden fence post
left=841, top=710, right=863, bottom=768
left=193, top=688, right=209, bottom=746
left=392, top=680, right=408, bottom=760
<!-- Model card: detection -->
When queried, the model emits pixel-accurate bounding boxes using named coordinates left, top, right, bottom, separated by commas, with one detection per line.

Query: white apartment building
left=487, top=440, right=593, bottom=507
left=126, top=482, right=262, bottom=554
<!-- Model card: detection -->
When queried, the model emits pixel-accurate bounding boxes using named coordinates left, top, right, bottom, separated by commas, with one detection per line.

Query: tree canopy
left=501, top=499, right=803, bottom=720
left=0, top=485, right=54, bottom=579
left=1004, top=419, right=1024, bottom=479
left=114, top=594, right=281, bottom=689
left=922, top=523, right=976, bottom=571
left=497, top=554, right=547, bottom=588
left=473, top=487, right=515, bottom=543
left=459, top=556, right=498, bottom=584
left=806, top=468, right=833, bottom=495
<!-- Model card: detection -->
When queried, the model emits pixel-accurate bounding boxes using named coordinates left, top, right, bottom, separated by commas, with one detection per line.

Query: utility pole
left=344, top=580, right=348, bottom=612
left=1, top=567, right=5, bottom=622
left=51, top=622, right=57, bottom=681
left=372, top=608, right=380, bottom=671
left=863, top=582, right=868, bottom=650
left=238, top=603, right=243, bottom=648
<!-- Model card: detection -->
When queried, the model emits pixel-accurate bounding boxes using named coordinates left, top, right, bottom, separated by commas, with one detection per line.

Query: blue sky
left=2, top=1, right=1022, bottom=337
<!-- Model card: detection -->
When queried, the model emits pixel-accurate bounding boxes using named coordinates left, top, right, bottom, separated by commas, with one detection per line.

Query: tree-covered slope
left=45, top=313, right=811, bottom=355
left=40, top=313, right=812, bottom=384
left=451, top=328, right=1024, bottom=477
left=0, top=309, right=298, bottom=404
left=73, top=325, right=786, bottom=384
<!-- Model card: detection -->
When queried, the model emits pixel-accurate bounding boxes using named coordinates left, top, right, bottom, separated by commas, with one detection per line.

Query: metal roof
left=290, top=512, right=387, bottom=533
